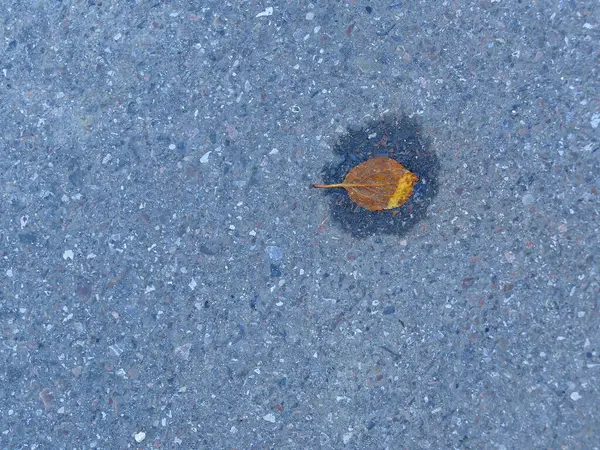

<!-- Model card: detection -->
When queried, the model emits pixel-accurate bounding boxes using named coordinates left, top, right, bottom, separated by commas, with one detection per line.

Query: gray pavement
left=1, top=1, right=599, bottom=448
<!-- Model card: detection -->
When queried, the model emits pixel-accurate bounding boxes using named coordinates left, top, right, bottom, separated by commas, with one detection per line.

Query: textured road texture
left=1, top=1, right=599, bottom=449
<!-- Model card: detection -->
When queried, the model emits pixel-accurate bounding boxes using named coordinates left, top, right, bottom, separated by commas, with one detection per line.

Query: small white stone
left=200, top=151, right=211, bottom=164
left=134, top=431, right=146, bottom=443
left=306, top=12, right=315, bottom=20
left=102, top=154, right=112, bottom=165
left=256, top=7, right=273, bottom=18
left=63, top=250, right=74, bottom=260
left=145, top=285, right=156, bottom=294
left=109, top=344, right=123, bottom=356
left=6, top=269, right=13, bottom=277
left=114, top=33, right=122, bottom=41
left=169, top=144, right=176, bottom=150
left=189, top=278, right=197, bottom=290
left=342, top=432, right=353, bottom=444
left=263, top=413, right=276, bottom=423
left=570, top=391, right=582, bottom=401
left=591, top=113, right=600, bottom=129
left=269, top=148, right=279, bottom=155
left=249, top=230, right=257, bottom=236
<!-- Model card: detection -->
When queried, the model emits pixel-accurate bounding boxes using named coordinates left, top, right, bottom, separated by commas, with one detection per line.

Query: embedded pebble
left=522, top=193, right=535, bottom=205
left=134, top=431, right=146, bottom=443
left=266, top=246, right=284, bottom=261
left=174, top=343, right=192, bottom=361
left=263, top=413, right=276, bottom=423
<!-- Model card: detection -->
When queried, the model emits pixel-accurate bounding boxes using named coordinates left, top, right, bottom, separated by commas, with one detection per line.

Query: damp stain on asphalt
left=315, top=115, right=440, bottom=238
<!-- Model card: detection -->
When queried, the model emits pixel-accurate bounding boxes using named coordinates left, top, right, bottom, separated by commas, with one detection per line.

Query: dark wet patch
left=315, top=115, right=439, bottom=238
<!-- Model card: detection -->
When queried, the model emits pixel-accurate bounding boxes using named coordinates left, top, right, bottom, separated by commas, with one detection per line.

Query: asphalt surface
left=1, top=1, right=599, bottom=449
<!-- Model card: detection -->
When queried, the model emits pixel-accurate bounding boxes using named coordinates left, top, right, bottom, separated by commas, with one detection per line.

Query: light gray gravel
left=1, top=1, right=599, bottom=449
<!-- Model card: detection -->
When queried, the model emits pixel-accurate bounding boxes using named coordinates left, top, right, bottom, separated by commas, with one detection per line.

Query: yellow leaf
left=312, top=156, right=419, bottom=211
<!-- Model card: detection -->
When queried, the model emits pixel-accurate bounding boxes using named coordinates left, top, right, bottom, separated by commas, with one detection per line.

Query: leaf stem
left=312, top=183, right=384, bottom=189
left=312, top=183, right=345, bottom=189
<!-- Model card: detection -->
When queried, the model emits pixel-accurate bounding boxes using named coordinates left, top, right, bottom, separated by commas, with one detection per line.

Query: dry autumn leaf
left=312, top=156, right=419, bottom=211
